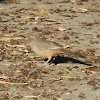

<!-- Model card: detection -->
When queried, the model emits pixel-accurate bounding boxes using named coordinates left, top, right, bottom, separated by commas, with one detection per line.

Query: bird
left=26, top=34, right=85, bottom=65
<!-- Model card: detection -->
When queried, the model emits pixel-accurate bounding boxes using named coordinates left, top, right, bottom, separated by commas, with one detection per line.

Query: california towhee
left=27, top=34, right=84, bottom=64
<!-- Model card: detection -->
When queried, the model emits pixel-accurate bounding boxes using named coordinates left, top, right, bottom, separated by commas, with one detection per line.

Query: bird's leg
left=44, top=57, right=52, bottom=65
left=49, top=57, right=55, bottom=65
left=44, top=57, right=55, bottom=65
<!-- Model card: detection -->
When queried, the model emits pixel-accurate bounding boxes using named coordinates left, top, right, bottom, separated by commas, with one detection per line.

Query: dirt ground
left=0, top=0, right=100, bottom=100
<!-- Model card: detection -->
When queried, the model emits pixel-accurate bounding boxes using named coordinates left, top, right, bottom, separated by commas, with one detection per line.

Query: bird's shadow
left=0, top=0, right=6, bottom=2
left=51, top=55, right=92, bottom=66
left=0, top=0, right=8, bottom=3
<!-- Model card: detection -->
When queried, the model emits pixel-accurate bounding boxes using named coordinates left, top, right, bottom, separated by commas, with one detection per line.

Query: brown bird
left=27, top=34, right=84, bottom=64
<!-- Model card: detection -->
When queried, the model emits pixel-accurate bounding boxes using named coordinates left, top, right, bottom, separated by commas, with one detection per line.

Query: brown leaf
left=77, top=2, right=83, bottom=5
left=42, top=70, right=48, bottom=74
left=58, top=71, right=64, bottom=74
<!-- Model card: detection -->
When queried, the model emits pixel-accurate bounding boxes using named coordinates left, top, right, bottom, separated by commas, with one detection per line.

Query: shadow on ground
left=52, top=55, right=92, bottom=66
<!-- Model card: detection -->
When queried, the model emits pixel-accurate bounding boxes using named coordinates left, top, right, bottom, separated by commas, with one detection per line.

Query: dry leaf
left=0, top=37, right=23, bottom=42
left=78, top=8, right=88, bottom=12
left=7, top=44, right=26, bottom=48
left=58, top=27, right=66, bottom=31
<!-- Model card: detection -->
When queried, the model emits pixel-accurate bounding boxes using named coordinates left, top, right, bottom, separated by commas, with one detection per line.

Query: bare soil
left=0, top=0, right=100, bottom=100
